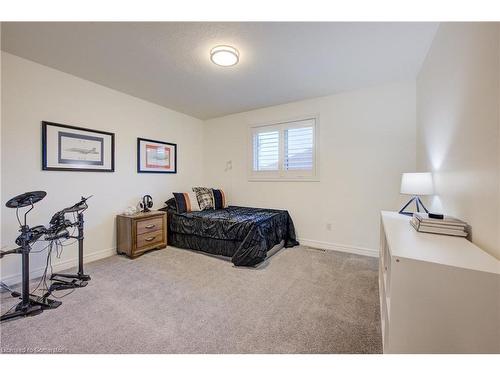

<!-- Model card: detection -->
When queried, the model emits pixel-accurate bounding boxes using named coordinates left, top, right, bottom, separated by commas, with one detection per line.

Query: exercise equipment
left=0, top=192, right=92, bottom=322
left=5, top=190, right=47, bottom=208
left=45, top=196, right=92, bottom=294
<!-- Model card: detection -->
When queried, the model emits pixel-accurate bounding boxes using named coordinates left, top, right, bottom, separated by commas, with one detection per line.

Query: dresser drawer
left=136, top=229, right=164, bottom=249
left=136, top=217, right=163, bottom=235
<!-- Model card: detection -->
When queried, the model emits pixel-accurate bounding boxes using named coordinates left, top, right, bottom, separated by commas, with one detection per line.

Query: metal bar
left=21, top=248, right=29, bottom=307
left=78, top=212, right=84, bottom=276
left=417, top=197, right=430, bottom=213
left=398, top=196, right=416, bottom=215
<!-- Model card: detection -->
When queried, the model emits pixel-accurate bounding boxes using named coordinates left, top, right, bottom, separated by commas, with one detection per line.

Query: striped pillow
left=212, top=189, right=228, bottom=209
left=173, top=192, right=201, bottom=213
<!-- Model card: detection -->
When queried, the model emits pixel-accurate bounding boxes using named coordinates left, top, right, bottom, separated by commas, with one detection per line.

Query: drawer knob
left=145, top=224, right=156, bottom=229
left=145, top=236, right=156, bottom=242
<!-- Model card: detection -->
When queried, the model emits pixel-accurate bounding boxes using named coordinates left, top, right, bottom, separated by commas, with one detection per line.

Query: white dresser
left=379, top=211, right=500, bottom=353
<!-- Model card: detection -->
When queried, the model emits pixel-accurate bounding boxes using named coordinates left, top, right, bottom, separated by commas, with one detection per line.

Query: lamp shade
left=400, top=172, right=434, bottom=196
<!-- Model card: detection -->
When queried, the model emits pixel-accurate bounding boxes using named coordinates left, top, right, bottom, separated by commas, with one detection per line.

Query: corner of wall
left=498, top=23, right=500, bottom=257
left=416, top=23, right=500, bottom=259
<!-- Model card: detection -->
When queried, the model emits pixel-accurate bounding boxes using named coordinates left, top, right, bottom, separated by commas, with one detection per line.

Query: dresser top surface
left=117, top=210, right=165, bottom=219
left=381, top=211, right=500, bottom=274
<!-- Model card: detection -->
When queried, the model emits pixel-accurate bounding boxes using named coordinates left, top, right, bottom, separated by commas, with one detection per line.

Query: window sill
left=248, top=177, right=320, bottom=182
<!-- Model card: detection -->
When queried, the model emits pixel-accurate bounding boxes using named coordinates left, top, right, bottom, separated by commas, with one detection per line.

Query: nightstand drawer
left=136, top=217, right=163, bottom=235
left=136, top=229, right=164, bottom=249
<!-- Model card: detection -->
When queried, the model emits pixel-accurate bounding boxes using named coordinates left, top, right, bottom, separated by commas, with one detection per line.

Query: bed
left=160, top=199, right=299, bottom=266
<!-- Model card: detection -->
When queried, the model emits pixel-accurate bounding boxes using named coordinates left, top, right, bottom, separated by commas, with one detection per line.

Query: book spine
left=411, top=218, right=467, bottom=236
left=417, top=228, right=468, bottom=237
left=415, top=221, right=467, bottom=230
left=418, top=225, right=467, bottom=235
left=414, top=216, right=467, bottom=228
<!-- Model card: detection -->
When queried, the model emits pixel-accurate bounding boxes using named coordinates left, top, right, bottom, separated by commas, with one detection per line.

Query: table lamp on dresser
left=399, top=172, right=434, bottom=216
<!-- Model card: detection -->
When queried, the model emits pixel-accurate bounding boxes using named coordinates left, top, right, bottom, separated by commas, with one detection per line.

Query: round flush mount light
left=210, top=45, right=239, bottom=67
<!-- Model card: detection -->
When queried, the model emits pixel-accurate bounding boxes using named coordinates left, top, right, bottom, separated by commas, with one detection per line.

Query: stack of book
left=410, top=213, right=469, bottom=237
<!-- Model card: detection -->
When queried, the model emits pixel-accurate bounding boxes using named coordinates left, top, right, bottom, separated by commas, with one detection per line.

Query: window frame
left=248, top=115, right=319, bottom=182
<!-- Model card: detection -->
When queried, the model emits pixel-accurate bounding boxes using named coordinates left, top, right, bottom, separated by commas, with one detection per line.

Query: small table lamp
left=399, top=172, right=434, bottom=216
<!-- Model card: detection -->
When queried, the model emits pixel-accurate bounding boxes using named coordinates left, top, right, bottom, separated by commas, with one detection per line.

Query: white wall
left=416, top=23, right=500, bottom=259
left=203, top=81, right=417, bottom=254
left=1, top=52, right=204, bottom=283
left=0, top=24, right=2, bottom=255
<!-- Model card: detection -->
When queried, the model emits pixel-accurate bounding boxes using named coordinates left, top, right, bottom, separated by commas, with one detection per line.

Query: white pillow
left=187, top=192, right=201, bottom=211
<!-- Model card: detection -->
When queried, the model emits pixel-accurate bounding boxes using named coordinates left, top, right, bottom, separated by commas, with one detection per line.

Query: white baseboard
left=1, top=240, right=376, bottom=285
left=1, top=247, right=116, bottom=286
left=298, top=238, right=379, bottom=258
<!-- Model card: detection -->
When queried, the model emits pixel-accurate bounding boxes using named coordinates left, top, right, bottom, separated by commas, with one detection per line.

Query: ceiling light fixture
left=210, top=45, right=239, bottom=67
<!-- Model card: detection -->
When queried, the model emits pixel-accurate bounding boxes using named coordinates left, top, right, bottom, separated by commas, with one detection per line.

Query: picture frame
left=137, top=137, right=177, bottom=174
left=42, top=121, right=115, bottom=172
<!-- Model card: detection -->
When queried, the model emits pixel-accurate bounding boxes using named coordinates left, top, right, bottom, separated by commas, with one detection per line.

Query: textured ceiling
left=1, top=22, right=438, bottom=119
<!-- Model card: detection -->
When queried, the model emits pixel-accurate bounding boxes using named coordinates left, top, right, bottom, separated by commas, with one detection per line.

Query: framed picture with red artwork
left=137, top=138, right=177, bottom=173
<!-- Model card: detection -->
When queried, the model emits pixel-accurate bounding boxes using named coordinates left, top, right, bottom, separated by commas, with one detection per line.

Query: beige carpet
left=0, top=246, right=382, bottom=354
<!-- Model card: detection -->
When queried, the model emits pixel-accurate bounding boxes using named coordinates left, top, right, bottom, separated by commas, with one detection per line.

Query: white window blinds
left=284, top=126, right=314, bottom=171
left=250, top=117, right=317, bottom=181
left=253, top=130, right=280, bottom=171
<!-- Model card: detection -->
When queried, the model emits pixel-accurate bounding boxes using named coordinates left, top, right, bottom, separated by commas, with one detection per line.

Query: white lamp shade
left=400, top=172, right=434, bottom=196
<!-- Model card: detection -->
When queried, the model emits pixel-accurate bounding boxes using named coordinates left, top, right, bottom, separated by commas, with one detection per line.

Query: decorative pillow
left=165, top=198, right=177, bottom=210
left=192, top=187, right=214, bottom=210
left=212, top=189, right=228, bottom=209
left=173, top=192, right=201, bottom=213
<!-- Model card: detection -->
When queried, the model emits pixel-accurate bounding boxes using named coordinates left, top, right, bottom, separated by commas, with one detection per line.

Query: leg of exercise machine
left=46, top=211, right=91, bottom=295
left=0, top=243, right=45, bottom=321
left=0, top=193, right=62, bottom=322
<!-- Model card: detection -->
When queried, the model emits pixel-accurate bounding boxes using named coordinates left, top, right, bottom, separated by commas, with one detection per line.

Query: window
left=253, top=130, right=279, bottom=171
left=249, top=117, right=318, bottom=181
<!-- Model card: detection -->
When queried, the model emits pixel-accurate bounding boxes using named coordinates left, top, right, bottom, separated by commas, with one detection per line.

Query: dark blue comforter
left=161, top=201, right=299, bottom=266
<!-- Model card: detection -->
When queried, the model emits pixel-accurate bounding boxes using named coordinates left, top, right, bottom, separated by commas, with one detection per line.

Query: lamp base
left=399, top=196, right=429, bottom=216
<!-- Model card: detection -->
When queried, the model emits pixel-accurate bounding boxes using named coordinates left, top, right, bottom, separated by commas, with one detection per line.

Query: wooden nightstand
left=116, top=210, right=167, bottom=258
